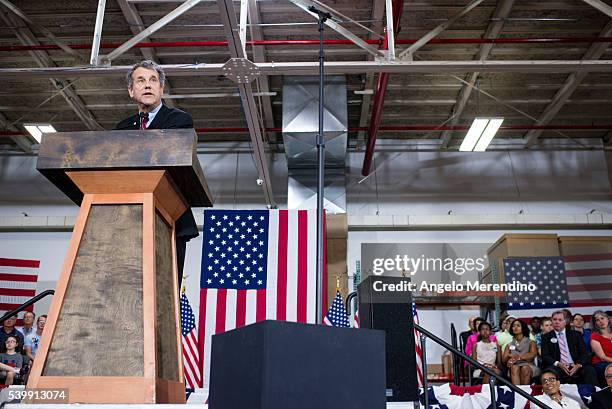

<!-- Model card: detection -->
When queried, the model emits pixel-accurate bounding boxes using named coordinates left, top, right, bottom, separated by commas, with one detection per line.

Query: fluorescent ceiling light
left=23, top=123, right=57, bottom=143
left=459, top=118, right=503, bottom=152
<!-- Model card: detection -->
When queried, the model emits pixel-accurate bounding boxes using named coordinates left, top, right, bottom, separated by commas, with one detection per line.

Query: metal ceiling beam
left=356, top=0, right=386, bottom=143
left=102, top=0, right=203, bottom=64
left=116, top=0, right=177, bottom=108
left=0, top=0, right=85, bottom=62
left=581, top=0, right=612, bottom=18
left=361, top=0, right=404, bottom=176
left=3, top=60, right=612, bottom=79
left=524, top=20, right=612, bottom=147
left=0, top=11, right=102, bottom=131
left=286, top=0, right=385, bottom=58
left=398, top=0, right=486, bottom=60
left=217, top=0, right=275, bottom=207
left=440, top=0, right=515, bottom=148
left=0, top=111, right=32, bottom=153
left=247, top=0, right=276, bottom=138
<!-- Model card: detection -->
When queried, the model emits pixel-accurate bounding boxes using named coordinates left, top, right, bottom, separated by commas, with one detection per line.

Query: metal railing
left=0, top=290, right=55, bottom=323
left=415, top=323, right=552, bottom=409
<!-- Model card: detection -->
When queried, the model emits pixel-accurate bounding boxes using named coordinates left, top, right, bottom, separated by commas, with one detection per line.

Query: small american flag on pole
left=198, top=209, right=324, bottom=389
left=180, top=291, right=201, bottom=389
left=413, top=303, right=424, bottom=387
left=323, top=292, right=350, bottom=327
left=0, top=258, right=38, bottom=320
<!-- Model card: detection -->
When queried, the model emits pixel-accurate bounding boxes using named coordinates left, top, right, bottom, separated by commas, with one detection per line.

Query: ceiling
left=0, top=0, right=612, bottom=158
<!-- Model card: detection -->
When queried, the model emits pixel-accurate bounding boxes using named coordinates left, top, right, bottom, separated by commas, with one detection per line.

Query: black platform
left=209, top=320, right=386, bottom=409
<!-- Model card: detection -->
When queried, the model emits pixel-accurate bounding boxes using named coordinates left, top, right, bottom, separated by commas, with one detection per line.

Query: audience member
left=502, top=320, right=540, bottom=384
left=25, top=315, right=46, bottom=362
left=0, top=316, right=24, bottom=351
left=0, top=336, right=22, bottom=385
left=590, top=310, right=612, bottom=384
left=572, top=313, right=592, bottom=354
left=541, top=310, right=597, bottom=385
left=497, top=316, right=517, bottom=352
left=471, top=321, right=501, bottom=385
left=562, top=309, right=573, bottom=330
left=536, top=370, right=581, bottom=409
left=16, top=311, right=35, bottom=338
left=465, top=317, right=495, bottom=357
left=530, top=316, right=542, bottom=336
left=589, top=363, right=612, bottom=409
left=460, top=317, right=477, bottom=350
left=536, top=317, right=553, bottom=354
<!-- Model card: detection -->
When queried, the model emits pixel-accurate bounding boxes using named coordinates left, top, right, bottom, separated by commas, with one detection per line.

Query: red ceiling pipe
left=361, top=0, right=405, bottom=176
left=3, top=37, right=612, bottom=52
left=2, top=124, right=612, bottom=137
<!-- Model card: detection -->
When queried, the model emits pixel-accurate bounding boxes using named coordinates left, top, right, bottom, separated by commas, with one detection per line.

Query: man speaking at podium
left=116, top=60, right=198, bottom=283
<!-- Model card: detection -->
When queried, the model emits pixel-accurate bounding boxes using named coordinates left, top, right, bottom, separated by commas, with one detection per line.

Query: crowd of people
left=0, top=311, right=46, bottom=385
left=460, top=309, right=611, bottom=408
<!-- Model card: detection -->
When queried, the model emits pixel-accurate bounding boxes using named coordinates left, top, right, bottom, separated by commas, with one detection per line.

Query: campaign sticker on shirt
left=551, top=338, right=558, bottom=344
left=509, top=345, right=516, bottom=351
left=492, top=347, right=498, bottom=352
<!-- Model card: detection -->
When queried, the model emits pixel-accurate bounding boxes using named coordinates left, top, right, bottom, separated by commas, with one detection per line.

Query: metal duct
left=282, top=75, right=347, bottom=213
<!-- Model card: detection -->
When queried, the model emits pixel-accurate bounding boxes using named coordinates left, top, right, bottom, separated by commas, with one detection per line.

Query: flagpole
left=310, top=5, right=331, bottom=325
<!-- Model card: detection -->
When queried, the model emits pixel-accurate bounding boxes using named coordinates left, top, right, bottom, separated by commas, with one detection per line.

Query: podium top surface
left=36, top=129, right=213, bottom=207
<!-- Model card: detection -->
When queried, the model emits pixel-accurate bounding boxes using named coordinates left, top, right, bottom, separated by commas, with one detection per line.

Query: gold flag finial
left=181, top=274, right=189, bottom=294
left=336, top=275, right=341, bottom=293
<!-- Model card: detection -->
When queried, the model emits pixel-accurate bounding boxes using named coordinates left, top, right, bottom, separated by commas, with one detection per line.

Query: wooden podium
left=28, top=129, right=212, bottom=403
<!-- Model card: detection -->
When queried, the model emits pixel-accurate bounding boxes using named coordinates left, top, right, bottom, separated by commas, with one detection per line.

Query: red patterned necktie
left=139, top=112, right=149, bottom=129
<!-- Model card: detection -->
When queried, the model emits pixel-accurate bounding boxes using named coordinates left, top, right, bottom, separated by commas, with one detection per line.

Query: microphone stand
left=309, top=5, right=331, bottom=325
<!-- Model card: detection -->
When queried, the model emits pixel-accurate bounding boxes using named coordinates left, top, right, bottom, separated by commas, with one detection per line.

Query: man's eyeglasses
left=542, top=377, right=558, bottom=384
left=605, top=374, right=612, bottom=379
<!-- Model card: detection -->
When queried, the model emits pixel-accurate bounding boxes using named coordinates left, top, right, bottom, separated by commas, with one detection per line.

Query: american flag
left=504, top=255, right=612, bottom=318
left=180, top=291, right=201, bottom=389
left=323, top=292, right=350, bottom=327
left=198, top=209, right=324, bottom=389
left=0, top=258, right=38, bottom=322
left=413, top=303, right=424, bottom=388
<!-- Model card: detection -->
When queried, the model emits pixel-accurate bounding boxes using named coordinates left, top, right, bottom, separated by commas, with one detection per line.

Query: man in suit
left=541, top=310, right=597, bottom=385
left=116, top=60, right=198, bottom=285
left=589, top=363, right=612, bottom=409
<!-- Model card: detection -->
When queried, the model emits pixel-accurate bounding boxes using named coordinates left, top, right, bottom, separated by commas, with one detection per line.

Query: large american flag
left=504, top=255, right=612, bottom=318
left=0, top=258, right=38, bottom=321
left=198, top=209, right=324, bottom=389
left=180, top=292, right=201, bottom=389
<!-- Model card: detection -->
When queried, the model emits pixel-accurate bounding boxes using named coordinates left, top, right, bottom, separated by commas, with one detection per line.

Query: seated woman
left=571, top=313, right=591, bottom=354
left=471, top=321, right=501, bottom=385
left=0, top=336, right=23, bottom=385
left=502, top=320, right=540, bottom=385
left=590, top=310, right=612, bottom=384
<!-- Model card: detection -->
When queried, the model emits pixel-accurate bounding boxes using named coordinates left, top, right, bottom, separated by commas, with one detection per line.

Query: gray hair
left=551, top=310, right=565, bottom=320
left=126, top=60, right=166, bottom=89
left=591, top=310, right=612, bottom=334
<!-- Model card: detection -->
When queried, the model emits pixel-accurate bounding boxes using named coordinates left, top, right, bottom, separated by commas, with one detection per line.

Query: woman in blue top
left=572, top=313, right=592, bottom=354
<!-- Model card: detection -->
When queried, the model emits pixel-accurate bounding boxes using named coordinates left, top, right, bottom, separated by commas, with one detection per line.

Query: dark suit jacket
left=115, top=104, right=198, bottom=241
left=541, top=328, right=590, bottom=368
left=589, top=388, right=611, bottom=409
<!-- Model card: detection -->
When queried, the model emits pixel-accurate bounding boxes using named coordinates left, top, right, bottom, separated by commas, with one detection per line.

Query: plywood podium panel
left=31, top=130, right=213, bottom=404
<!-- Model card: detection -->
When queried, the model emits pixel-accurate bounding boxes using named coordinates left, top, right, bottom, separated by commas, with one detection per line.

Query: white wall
left=1, top=144, right=611, bottom=365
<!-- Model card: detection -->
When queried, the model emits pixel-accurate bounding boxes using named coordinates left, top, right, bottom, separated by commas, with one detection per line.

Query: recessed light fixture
left=459, top=118, right=503, bottom=152
left=23, top=123, right=57, bottom=143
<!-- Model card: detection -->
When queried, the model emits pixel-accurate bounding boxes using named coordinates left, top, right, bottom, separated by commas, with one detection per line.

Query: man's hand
left=568, top=363, right=582, bottom=376
left=558, top=362, right=571, bottom=375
